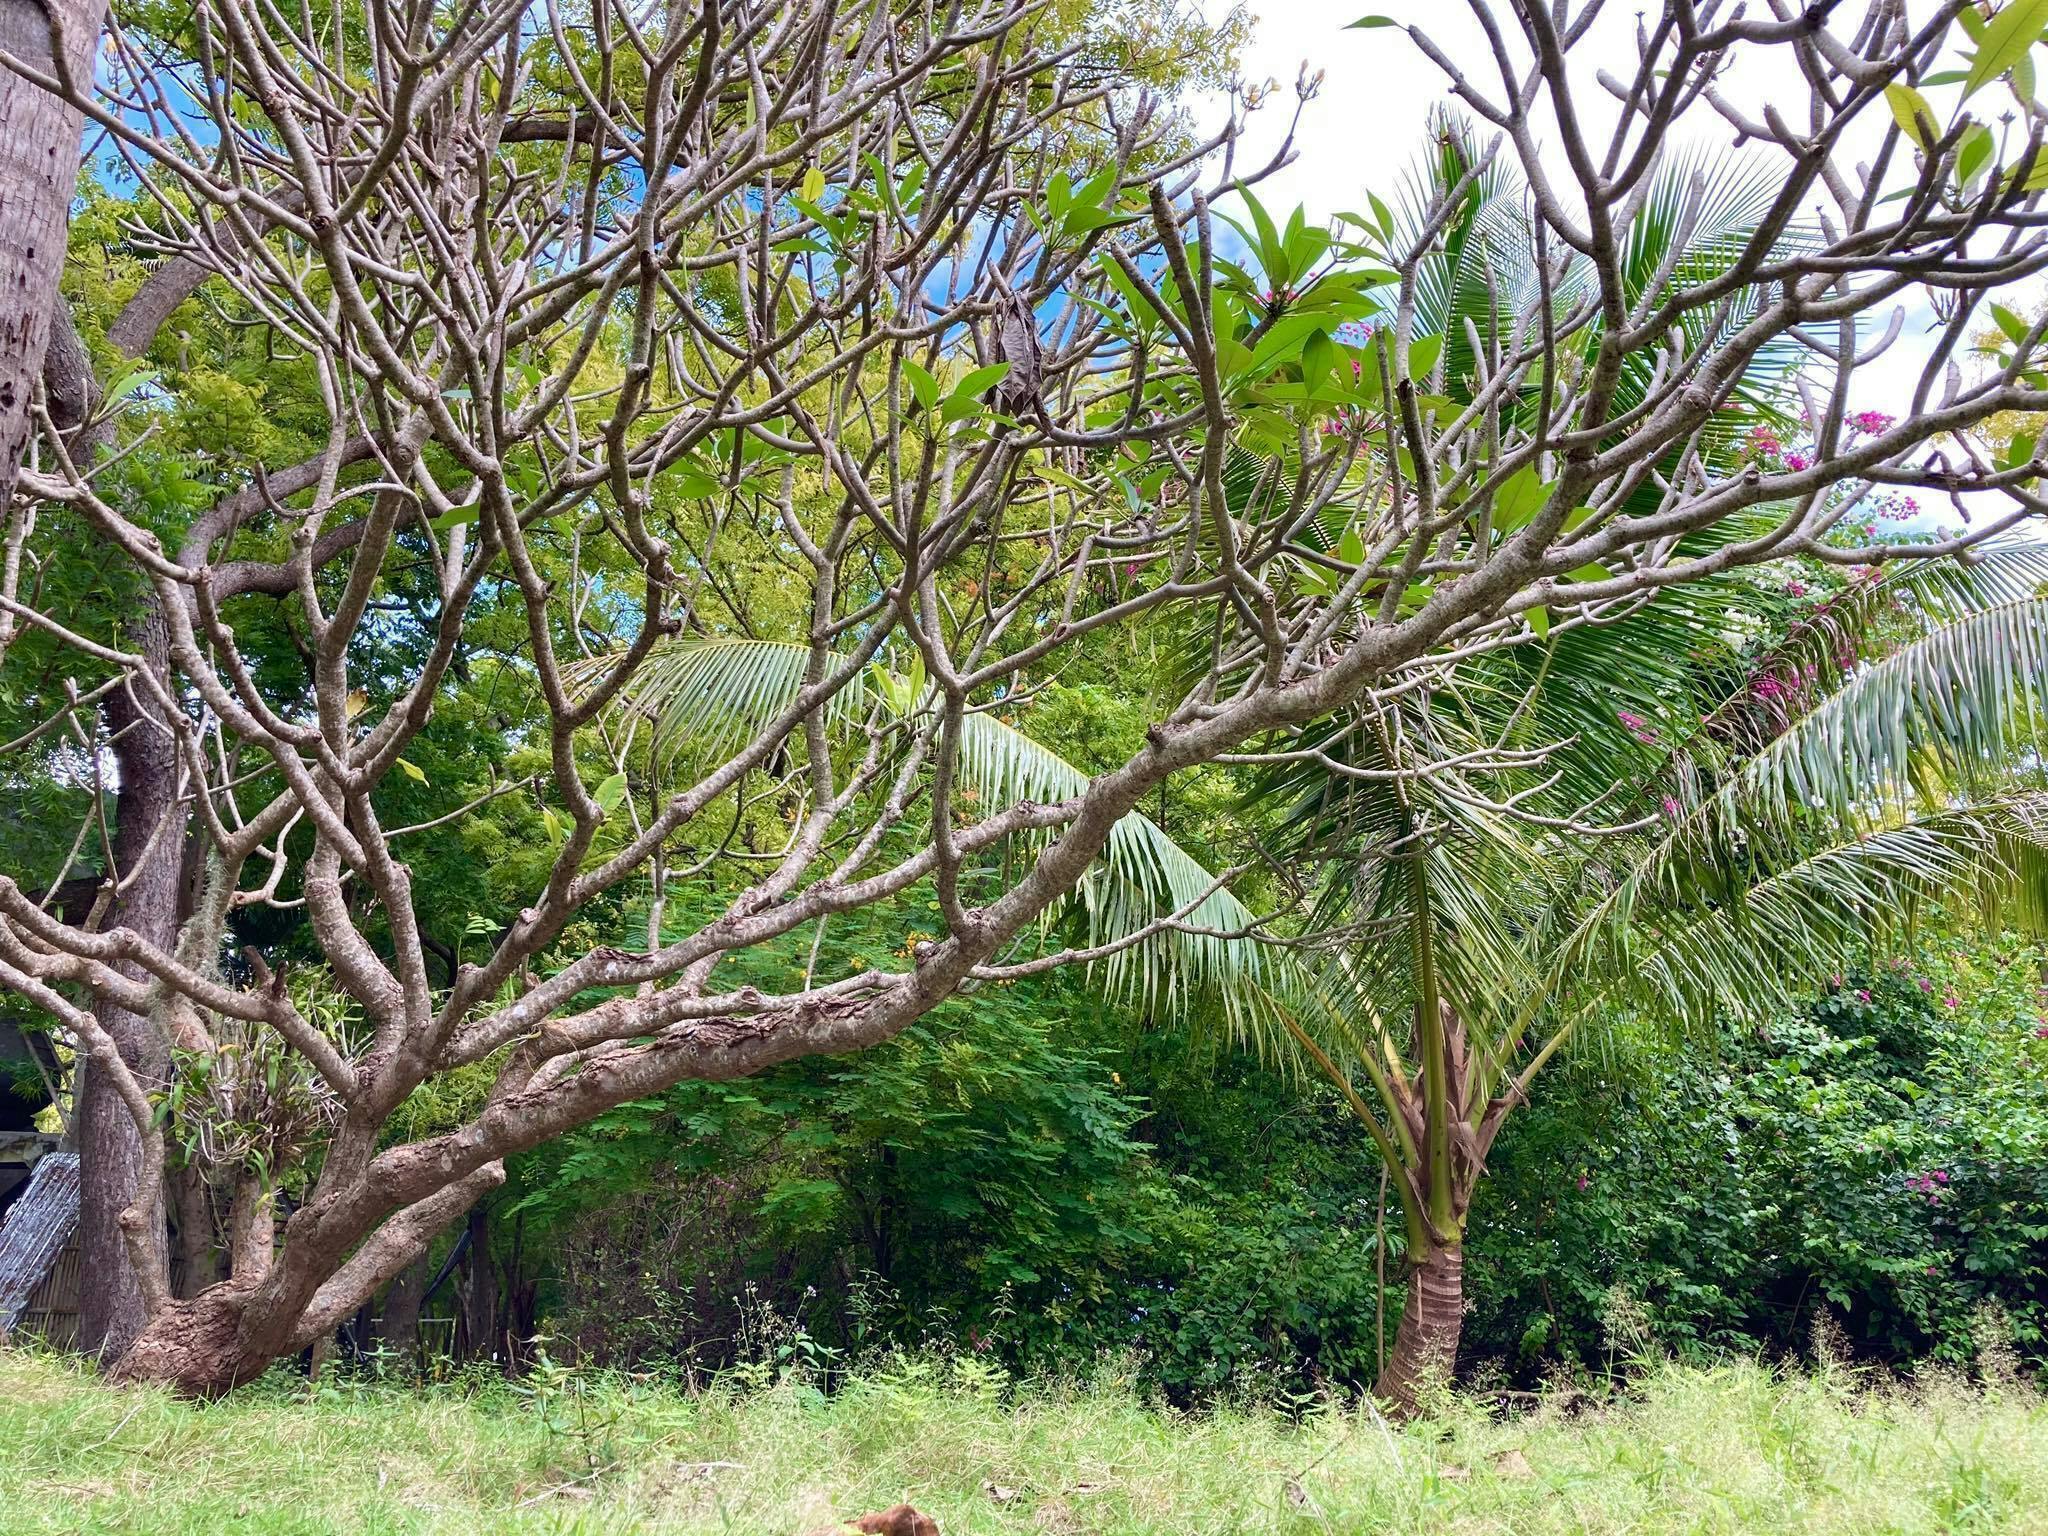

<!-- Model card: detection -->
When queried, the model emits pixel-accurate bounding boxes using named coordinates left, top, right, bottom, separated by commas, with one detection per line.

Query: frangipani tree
left=621, top=37, right=2048, bottom=1412
left=6, top=0, right=2048, bottom=1396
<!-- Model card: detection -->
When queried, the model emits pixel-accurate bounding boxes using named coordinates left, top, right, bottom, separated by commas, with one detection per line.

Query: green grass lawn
left=2, top=1347, right=2045, bottom=1534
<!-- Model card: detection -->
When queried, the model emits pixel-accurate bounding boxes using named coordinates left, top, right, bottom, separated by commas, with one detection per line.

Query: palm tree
left=1248, top=547, right=2048, bottom=1410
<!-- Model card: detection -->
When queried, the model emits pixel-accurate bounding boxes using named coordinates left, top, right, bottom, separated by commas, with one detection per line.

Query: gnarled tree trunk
left=1373, top=1240, right=1464, bottom=1416
left=76, top=612, right=178, bottom=1361
left=106, top=1285, right=271, bottom=1396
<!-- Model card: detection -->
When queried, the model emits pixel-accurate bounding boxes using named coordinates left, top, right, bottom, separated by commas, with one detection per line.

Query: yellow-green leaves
left=903, top=360, right=940, bottom=412
left=902, top=359, right=1009, bottom=424
left=1964, top=0, right=2048, bottom=100
left=1885, top=83, right=1939, bottom=150
left=1958, top=121, right=1996, bottom=190
left=1042, top=165, right=1123, bottom=240
left=800, top=164, right=825, bottom=202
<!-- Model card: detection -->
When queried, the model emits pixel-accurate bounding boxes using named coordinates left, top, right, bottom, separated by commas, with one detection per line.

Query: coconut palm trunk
left=1376, top=1239, right=1465, bottom=1412
left=1285, top=896, right=1492, bottom=1417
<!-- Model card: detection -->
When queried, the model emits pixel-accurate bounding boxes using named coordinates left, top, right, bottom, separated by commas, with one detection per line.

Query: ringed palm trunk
left=1374, top=1239, right=1464, bottom=1414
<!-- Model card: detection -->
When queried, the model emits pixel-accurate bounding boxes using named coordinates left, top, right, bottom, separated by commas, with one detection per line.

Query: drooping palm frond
left=1906, top=538, right=2048, bottom=611
left=591, top=637, right=873, bottom=767
left=1239, top=544, right=2048, bottom=1113
left=604, top=635, right=1278, bottom=1024
left=1410, top=541, right=2048, bottom=834
left=1533, top=798, right=2048, bottom=1068
left=951, top=708, right=1277, bottom=1016
left=1735, top=597, right=2048, bottom=824
left=1515, top=597, right=2048, bottom=1065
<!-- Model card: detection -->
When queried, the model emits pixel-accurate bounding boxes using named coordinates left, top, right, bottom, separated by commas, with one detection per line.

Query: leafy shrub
left=505, top=887, right=1395, bottom=1398
left=1467, top=933, right=2048, bottom=1377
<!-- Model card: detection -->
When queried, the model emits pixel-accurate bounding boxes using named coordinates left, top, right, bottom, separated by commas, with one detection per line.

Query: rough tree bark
left=0, top=0, right=103, bottom=505
left=75, top=610, right=178, bottom=1360
left=33, top=161, right=307, bottom=1354
left=168, top=1165, right=220, bottom=1296
left=4, top=0, right=174, bottom=1350
left=370, top=1253, right=428, bottom=1373
left=455, top=1208, right=496, bottom=1364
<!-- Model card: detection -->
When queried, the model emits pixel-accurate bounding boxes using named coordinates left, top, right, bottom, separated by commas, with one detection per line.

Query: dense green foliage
left=505, top=888, right=1392, bottom=1400
left=1471, top=936, right=2048, bottom=1374
left=7, top=5, right=2048, bottom=1424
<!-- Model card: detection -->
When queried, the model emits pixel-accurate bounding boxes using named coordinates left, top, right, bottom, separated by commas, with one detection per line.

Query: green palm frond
left=602, top=636, right=1276, bottom=1022
left=951, top=708, right=1276, bottom=1012
left=1550, top=797, right=2048, bottom=1046
left=1739, top=597, right=2048, bottom=824
left=1521, top=597, right=2048, bottom=1055
left=587, top=637, right=872, bottom=766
